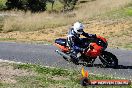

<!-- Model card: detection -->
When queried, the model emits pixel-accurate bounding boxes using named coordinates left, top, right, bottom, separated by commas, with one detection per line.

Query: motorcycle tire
left=99, top=51, right=118, bottom=68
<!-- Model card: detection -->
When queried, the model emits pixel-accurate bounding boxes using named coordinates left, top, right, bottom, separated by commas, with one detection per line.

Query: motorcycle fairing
left=54, top=43, right=69, bottom=52
left=85, top=43, right=103, bottom=58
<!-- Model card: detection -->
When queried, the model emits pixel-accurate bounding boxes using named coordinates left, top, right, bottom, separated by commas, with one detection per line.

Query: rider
left=67, top=21, right=97, bottom=64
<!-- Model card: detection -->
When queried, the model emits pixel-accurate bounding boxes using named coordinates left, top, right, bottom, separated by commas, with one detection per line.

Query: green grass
left=46, top=0, right=63, bottom=12
left=98, top=4, right=132, bottom=20
left=13, top=63, right=77, bottom=76
left=0, top=38, right=16, bottom=41
left=124, top=7, right=132, bottom=16
left=0, top=63, right=131, bottom=88
left=1, top=63, right=82, bottom=88
left=124, top=43, right=132, bottom=49
left=0, top=0, right=6, bottom=10
left=113, top=6, right=132, bottom=17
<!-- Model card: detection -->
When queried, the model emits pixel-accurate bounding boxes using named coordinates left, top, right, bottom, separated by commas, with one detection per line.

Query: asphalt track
left=0, top=42, right=132, bottom=80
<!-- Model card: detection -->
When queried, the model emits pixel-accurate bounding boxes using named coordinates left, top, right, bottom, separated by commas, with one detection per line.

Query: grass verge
left=0, top=62, right=132, bottom=88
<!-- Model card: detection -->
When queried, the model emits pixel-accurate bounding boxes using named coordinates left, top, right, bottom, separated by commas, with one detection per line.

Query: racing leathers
left=67, top=28, right=96, bottom=64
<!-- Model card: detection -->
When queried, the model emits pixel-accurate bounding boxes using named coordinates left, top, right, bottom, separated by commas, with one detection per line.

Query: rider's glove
left=93, top=34, right=97, bottom=39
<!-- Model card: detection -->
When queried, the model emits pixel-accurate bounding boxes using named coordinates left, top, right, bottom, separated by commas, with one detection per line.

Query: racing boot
left=70, top=53, right=81, bottom=65
left=72, top=58, right=79, bottom=65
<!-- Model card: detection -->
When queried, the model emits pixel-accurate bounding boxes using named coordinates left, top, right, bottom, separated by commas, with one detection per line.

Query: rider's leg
left=70, top=50, right=80, bottom=64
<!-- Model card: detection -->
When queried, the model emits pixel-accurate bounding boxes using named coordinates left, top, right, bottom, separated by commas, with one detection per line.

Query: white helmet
left=73, top=22, right=84, bottom=34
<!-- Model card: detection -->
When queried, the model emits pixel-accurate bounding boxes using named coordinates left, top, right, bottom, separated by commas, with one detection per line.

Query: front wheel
left=99, top=51, right=118, bottom=68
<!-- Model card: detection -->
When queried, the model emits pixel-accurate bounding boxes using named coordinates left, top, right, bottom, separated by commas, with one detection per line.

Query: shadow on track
left=115, top=65, right=132, bottom=69
left=83, top=64, right=132, bottom=69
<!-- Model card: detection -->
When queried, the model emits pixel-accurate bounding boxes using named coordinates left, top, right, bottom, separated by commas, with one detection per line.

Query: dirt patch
left=0, top=25, right=68, bottom=43
left=0, top=19, right=131, bottom=48
left=84, top=19, right=132, bottom=48
left=0, top=62, right=36, bottom=84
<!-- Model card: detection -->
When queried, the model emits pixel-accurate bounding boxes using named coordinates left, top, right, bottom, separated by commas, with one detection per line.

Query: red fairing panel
left=85, top=43, right=103, bottom=58
left=54, top=43, right=69, bottom=52
left=97, top=36, right=107, bottom=43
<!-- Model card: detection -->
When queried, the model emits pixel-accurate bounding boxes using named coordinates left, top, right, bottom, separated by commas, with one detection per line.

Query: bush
left=6, top=0, right=47, bottom=12
left=26, top=0, right=47, bottom=12
left=5, top=0, right=23, bottom=9
left=59, top=0, right=78, bottom=11
left=0, top=0, right=7, bottom=10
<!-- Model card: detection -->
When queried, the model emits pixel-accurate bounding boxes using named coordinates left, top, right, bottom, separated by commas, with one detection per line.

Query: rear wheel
left=99, top=51, right=118, bottom=68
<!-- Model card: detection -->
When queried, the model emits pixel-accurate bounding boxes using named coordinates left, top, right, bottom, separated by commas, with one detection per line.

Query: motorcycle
left=54, top=36, right=118, bottom=68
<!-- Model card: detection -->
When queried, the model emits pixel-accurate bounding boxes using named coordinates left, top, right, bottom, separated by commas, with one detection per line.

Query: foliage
left=59, top=0, right=78, bottom=11
left=0, top=0, right=7, bottom=10
left=5, top=0, right=47, bottom=12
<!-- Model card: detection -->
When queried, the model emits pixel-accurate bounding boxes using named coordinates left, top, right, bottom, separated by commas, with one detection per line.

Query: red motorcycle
left=54, top=36, right=118, bottom=68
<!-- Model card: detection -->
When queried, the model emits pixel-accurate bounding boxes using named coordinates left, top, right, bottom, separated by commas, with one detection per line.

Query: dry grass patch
left=0, top=19, right=132, bottom=49
left=0, top=62, right=36, bottom=84
left=2, top=12, right=76, bottom=32
left=0, top=25, right=69, bottom=43
left=84, top=19, right=132, bottom=48
left=2, top=0, right=132, bottom=32
left=76, top=0, right=132, bottom=20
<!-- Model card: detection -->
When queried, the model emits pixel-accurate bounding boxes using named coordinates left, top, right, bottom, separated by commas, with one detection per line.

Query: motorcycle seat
left=55, top=38, right=67, bottom=46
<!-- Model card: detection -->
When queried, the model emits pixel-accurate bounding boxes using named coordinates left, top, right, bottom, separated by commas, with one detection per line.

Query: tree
left=6, top=0, right=23, bottom=9
left=27, top=0, right=47, bottom=12
left=59, top=0, right=78, bottom=11
left=47, top=0, right=55, bottom=10
left=6, top=0, right=47, bottom=12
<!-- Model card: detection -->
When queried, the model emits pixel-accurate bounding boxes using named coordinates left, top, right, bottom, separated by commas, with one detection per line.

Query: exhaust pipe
left=55, top=50, right=71, bottom=60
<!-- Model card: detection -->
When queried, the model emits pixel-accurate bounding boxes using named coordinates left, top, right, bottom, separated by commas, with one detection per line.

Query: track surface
left=0, top=42, right=132, bottom=79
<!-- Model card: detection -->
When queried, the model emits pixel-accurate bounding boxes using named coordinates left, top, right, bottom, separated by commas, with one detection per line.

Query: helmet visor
left=77, top=29, right=83, bottom=34
left=77, top=29, right=83, bottom=32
